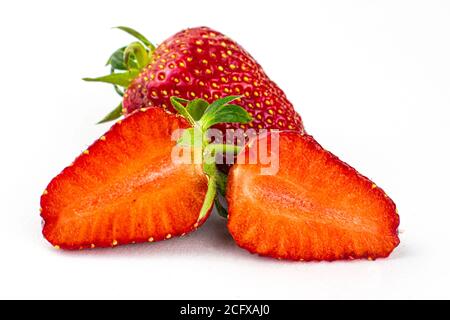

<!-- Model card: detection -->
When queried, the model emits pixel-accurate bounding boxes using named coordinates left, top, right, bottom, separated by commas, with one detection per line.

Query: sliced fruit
left=227, top=132, right=400, bottom=261
left=41, top=108, right=210, bottom=250
left=41, top=96, right=253, bottom=250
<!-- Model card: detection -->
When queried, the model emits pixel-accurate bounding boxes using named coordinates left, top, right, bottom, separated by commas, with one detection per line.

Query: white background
left=0, top=0, right=449, bottom=300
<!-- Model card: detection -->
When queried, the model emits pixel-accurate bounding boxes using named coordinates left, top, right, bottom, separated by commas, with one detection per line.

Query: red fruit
left=227, top=132, right=400, bottom=261
left=86, top=27, right=305, bottom=133
left=41, top=108, right=211, bottom=250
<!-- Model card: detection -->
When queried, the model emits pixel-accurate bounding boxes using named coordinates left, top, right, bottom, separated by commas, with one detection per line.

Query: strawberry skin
left=123, top=27, right=304, bottom=133
left=227, top=132, right=400, bottom=261
left=41, top=108, right=211, bottom=250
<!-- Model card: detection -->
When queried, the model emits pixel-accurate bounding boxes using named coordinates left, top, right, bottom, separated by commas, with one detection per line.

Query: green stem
left=169, top=95, right=252, bottom=222
left=198, top=175, right=217, bottom=222
left=205, top=144, right=242, bottom=155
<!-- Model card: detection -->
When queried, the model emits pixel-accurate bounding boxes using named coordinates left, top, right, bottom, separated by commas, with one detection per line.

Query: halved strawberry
left=227, top=132, right=400, bottom=261
left=41, top=108, right=209, bottom=250
left=41, top=97, right=252, bottom=250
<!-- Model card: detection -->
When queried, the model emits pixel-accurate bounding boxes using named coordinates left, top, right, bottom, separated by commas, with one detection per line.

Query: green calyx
left=83, top=26, right=155, bottom=123
left=170, top=96, right=252, bottom=221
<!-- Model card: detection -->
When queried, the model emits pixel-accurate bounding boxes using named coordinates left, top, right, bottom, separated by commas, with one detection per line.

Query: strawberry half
left=84, top=26, right=304, bottom=133
left=227, top=132, right=400, bottom=261
left=41, top=97, right=252, bottom=250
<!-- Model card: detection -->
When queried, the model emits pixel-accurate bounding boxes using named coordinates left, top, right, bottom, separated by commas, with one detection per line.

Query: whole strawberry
left=85, top=26, right=304, bottom=133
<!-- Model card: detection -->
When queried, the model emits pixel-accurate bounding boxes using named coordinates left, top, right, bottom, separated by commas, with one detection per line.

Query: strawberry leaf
left=83, top=70, right=139, bottom=88
left=201, top=104, right=252, bottom=130
left=215, top=198, right=228, bottom=218
left=170, top=97, right=196, bottom=127
left=171, top=97, right=189, bottom=104
left=203, top=96, right=241, bottom=117
left=112, top=84, right=125, bottom=97
left=115, top=26, right=156, bottom=51
left=106, top=47, right=127, bottom=70
left=97, top=103, right=123, bottom=124
left=215, top=170, right=228, bottom=196
left=187, top=99, right=209, bottom=121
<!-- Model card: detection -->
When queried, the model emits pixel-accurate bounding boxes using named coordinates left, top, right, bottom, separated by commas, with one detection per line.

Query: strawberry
left=84, top=26, right=304, bottom=134
left=41, top=97, right=252, bottom=250
left=227, top=132, right=400, bottom=261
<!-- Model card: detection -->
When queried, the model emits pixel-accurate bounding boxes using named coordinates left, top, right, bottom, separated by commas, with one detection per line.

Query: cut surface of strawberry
left=41, top=97, right=252, bottom=250
left=41, top=108, right=209, bottom=250
left=227, top=132, right=400, bottom=261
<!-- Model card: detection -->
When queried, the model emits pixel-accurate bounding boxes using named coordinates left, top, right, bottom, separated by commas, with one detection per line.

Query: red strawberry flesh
left=41, top=108, right=210, bottom=250
left=227, top=132, right=400, bottom=261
